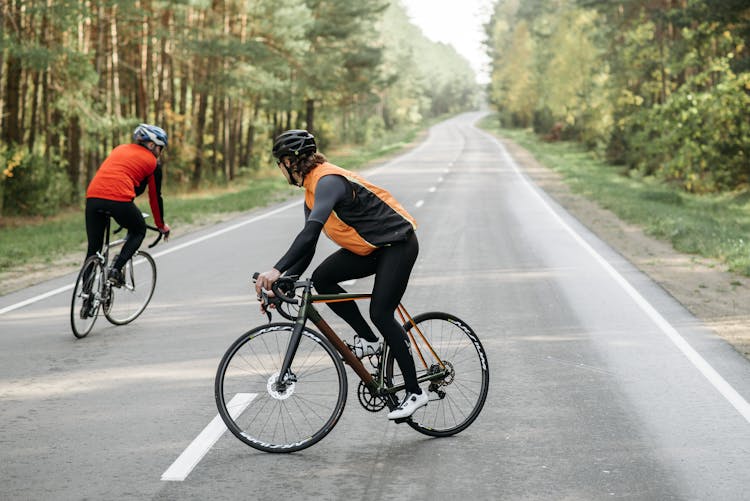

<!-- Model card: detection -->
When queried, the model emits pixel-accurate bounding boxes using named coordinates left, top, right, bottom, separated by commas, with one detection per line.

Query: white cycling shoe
left=350, top=336, right=382, bottom=359
left=387, top=390, right=429, bottom=420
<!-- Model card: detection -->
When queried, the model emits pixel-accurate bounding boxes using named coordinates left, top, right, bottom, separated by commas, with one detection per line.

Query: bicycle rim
left=70, top=257, right=103, bottom=338
left=386, top=312, right=489, bottom=437
left=105, top=251, right=156, bottom=325
left=215, top=323, right=347, bottom=453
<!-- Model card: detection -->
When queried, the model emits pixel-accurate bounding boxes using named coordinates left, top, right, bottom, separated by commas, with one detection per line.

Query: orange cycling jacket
left=86, top=143, right=165, bottom=228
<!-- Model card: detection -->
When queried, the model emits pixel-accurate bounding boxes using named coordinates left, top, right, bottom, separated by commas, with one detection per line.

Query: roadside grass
left=478, top=115, right=750, bottom=277
left=0, top=125, right=423, bottom=277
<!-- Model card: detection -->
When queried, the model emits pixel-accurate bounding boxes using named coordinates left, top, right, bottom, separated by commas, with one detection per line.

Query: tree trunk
left=192, top=91, right=208, bottom=187
left=68, top=116, right=82, bottom=200
left=0, top=1, right=5, bottom=136
left=110, top=5, right=122, bottom=124
left=3, top=2, right=22, bottom=145
left=28, top=70, right=42, bottom=149
left=306, top=98, right=315, bottom=133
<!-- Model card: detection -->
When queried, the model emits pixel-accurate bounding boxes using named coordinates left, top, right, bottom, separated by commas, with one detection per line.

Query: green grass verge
left=0, top=125, right=424, bottom=276
left=478, top=115, right=750, bottom=277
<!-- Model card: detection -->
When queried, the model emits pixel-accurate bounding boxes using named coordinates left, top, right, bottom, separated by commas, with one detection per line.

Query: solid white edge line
left=0, top=284, right=73, bottom=316
left=0, top=200, right=302, bottom=316
left=161, top=393, right=257, bottom=482
left=479, top=125, right=750, bottom=424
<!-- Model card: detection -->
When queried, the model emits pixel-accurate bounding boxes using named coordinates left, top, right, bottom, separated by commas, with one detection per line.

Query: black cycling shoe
left=108, top=267, right=124, bottom=287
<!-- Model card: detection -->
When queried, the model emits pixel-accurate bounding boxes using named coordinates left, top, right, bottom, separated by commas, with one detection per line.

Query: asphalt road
left=1, top=112, right=749, bottom=500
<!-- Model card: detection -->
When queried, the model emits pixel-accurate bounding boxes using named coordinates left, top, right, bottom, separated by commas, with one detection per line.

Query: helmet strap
left=278, top=158, right=302, bottom=186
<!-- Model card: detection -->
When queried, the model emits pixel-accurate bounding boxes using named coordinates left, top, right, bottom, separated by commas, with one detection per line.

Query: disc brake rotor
left=267, top=373, right=295, bottom=400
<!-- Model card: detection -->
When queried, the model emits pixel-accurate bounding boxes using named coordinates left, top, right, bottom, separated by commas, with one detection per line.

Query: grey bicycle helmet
left=133, top=123, right=168, bottom=147
left=272, top=129, right=316, bottom=159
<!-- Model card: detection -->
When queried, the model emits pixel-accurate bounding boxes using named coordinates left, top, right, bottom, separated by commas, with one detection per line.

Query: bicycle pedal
left=392, top=417, right=412, bottom=424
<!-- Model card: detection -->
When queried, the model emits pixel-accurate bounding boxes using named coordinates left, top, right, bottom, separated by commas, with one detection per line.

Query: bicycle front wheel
left=386, top=312, right=489, bottom=437
left=70, top=256, right=104, bottom=339
left=104, top=250, right=156, bottom=325
left=215, top=323, right=347, bottom=453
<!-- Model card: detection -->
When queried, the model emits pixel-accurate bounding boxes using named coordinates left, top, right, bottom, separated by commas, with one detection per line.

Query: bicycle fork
left=274, top=321, right=305, bottom=394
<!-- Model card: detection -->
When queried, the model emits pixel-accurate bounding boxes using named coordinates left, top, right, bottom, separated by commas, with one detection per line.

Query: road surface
left=1, top=112, right=749, bottom=500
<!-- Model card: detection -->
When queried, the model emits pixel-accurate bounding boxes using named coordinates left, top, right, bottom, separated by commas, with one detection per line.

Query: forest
left=0, top=0, right=479, bottom=217
left=486, top=0, right=750, bottom=194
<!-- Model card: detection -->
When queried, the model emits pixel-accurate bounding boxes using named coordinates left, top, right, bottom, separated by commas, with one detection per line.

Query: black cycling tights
left=85, top=198, right=146, bottom=271
left=311, top=231, right=421, bottom=394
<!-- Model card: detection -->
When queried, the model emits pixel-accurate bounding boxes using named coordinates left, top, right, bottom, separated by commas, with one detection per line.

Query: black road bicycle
left=70, top=212, right=162, bottom=338
left=215, top=274, right=489, bottom=453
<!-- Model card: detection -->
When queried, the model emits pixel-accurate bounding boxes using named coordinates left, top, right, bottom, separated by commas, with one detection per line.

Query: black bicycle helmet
left=272, top=129, right=316, bottom=159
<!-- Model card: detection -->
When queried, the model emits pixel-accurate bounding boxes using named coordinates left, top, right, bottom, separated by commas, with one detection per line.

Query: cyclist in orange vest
left=255, top=129, right=427, bottom=420
left=85, top=124, right=171, bottom=285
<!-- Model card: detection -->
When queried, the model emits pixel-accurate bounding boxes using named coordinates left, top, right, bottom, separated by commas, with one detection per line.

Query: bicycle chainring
left=357, top=381, right=386, bottom=412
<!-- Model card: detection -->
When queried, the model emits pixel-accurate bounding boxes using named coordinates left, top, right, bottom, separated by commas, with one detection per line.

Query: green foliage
left=1, top=146, right=74, bottom=217
left=490, top=19, right=537, bottom=127
left=626, top=60, right=750, bottom=192
left=487, top=0, right=750, bottom=193
left=0, top=0, right=479, bottom=217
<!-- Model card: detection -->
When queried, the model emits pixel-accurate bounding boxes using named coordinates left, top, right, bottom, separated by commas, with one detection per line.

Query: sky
left=401, top=0, right=494, bottom=84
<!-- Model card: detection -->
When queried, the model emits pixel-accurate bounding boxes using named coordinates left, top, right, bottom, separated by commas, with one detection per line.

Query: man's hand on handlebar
left=254, top=268, right=281, bottom=314
left=159, top=223, right=171, bottom=241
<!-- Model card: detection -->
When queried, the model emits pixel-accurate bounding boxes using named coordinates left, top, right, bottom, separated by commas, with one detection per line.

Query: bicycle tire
left=104, top=250, right=156, bottom=325
left=215, top=323, right=348, bottom=453
left=385, top=312, right=489, bottom=437
left=70, top=256, right=104, bottom=339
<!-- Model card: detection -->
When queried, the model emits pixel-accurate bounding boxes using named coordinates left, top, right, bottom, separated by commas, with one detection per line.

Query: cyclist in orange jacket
left=255, top=129, right=427, bottom=420
left=85, top=124, right=171, bottom=285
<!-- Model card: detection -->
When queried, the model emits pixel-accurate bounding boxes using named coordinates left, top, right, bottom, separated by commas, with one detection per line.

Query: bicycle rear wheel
left=70, top=256, right=104, bottom=339
left=385, top=312, right=489, bottom=437
left=104, top=250, right=156, bottom=325
left=215, top=323, right=347, bottom=453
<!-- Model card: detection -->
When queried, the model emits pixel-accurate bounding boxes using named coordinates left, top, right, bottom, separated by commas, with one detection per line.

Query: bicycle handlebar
left=251, top=272, right=300, bottom=322
left=113, top=224, right=165, bottom=248
left=146, top=225, right=163, bottom=248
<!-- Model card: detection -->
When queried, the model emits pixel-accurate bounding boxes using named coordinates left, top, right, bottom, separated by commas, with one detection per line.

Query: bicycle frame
left=95, top=218, right=133, bottom=283
left=96, top=213, right=161, bottom=279
left=274, top=280, right=450, bottom=402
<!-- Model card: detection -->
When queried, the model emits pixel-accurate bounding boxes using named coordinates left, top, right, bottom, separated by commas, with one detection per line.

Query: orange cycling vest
left=303, top=162, right=417, bottom=256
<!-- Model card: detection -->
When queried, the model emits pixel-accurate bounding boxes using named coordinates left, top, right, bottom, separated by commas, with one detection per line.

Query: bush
left=625, top=62, right=750, bottom=192
left=1, top=146, right=74, bottom=216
